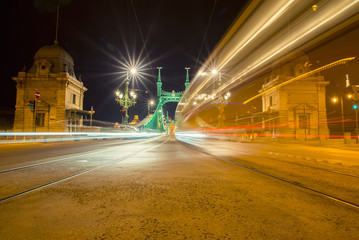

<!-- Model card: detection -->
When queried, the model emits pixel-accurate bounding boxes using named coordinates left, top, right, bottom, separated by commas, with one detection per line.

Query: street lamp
left=210, top=70, right=230, bottom=127
left=130, top=68, right=137, bottom=74
left=331, top=96, right=345, bottom=137
left=148, top=100, right=154, bottom=115
left=331, top=93, right=355, bottom=138
left=115, top=71, right=137, bottom=124
left=353, top=104, right=358, bottom=141
left=350, top=84, right=359, bottom=143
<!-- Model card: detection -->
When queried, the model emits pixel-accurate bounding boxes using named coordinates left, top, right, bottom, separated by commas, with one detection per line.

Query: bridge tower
left=157, top=67, right=162, bottom=98
left=185, top=67, right=190, bottom=89
left=142, top=67, right=190, bottom=131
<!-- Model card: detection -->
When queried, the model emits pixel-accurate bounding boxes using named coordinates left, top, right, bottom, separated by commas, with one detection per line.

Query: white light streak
left=176, top=0, right=359, bottom=121
left=0, top=132, right=162, bottom=144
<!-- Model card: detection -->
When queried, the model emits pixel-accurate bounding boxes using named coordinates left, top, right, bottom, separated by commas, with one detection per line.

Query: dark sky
left=1, top=0, right=249, bottom=123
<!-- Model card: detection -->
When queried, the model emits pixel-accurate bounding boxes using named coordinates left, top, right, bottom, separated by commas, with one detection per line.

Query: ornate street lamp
left=148, top=100, right=155, bottom=115
left=115, top=70, right=137, bottom=124
left=331, top=96, right=345, bottom=136
left=210, top=70, right=230, bottom=127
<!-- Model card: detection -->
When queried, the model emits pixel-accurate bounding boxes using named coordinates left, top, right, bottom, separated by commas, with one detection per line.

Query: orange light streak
left=243, top=57, right=356, bottom=104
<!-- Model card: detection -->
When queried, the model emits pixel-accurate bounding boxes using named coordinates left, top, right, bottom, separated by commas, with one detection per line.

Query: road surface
left=0, top=135, right=358, bottom=239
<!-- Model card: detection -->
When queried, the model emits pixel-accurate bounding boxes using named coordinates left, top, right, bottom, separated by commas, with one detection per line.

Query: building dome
left=35, top=44, right=74, bottom=66
left=28, top=43, right=76, bottom=77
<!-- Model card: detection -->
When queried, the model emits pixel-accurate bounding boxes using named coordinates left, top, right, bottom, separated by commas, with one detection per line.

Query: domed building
left=12, top=42, right=88, bottom=132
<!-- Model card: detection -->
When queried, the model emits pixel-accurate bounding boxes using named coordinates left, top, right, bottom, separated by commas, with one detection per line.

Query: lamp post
left=353, top=104, right=358, bottom=143
left=351, top=84, right=359, bottom=143
left=148, top=100, right=154, bottom=115
left=115, top=71, right=137, bottom=124
left=210, top=70, right=231, bottom=127
left=332, top=92, right=358, bottom=138
left=331, top=96, right=345, bottom=137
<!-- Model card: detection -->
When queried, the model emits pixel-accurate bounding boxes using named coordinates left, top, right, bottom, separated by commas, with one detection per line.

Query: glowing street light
left=148, top=100, right=155, bottom=115
left=130, top=68, right=137, bottom=74
left=115, top=68, right=138, bottom=124
left=331, top=96, right=345, bottom=137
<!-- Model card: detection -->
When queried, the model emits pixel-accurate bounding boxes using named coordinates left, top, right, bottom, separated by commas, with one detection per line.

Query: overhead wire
left=130, top=0, right=156, bottom=81
left=193, top=0, right=218, bottom=76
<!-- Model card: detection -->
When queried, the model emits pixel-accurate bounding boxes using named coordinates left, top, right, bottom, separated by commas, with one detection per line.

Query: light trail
left=243, top=57, right=356, bottom=104
left=226, top=0, right=359, bottom=88
left=0, top=132, right=162, bottom=144
left=177, top=0, right=359, bottom=120
left=219, top=0, right=295, bottom=69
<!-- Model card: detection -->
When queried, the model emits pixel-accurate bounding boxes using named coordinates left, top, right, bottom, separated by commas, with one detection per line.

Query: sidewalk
left=270, top=138, right=359, bottom=151
left=216, top=137, right=359, bottom=168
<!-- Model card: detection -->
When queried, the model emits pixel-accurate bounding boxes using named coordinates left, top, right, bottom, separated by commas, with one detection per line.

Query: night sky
left=1, top=0, right=249, bottom=125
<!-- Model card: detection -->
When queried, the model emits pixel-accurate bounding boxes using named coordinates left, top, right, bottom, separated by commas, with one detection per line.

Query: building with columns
left=259, top=54, right=330, bottom=140
left=12, top=42, right=88, bottom=132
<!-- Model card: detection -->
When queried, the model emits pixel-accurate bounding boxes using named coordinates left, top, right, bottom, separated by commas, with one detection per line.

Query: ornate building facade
left=260, top=54, right=330, bottom=140
left=12, top=43, right=88, bottom=132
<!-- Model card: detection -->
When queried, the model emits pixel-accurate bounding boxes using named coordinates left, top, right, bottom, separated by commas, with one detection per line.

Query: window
left=269, top=96, right=273, bottom=106
left=298, top=115, right=308, bottom=129
left=36, top=113, right=45, bottom=127
left=72, top=94, right=76, bottom=104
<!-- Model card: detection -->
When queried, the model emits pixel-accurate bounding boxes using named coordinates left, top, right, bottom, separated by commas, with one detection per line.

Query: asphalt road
left=0, top=136, right=358, bottom=239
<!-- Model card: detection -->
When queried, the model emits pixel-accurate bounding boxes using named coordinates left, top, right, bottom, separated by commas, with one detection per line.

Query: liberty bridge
left=140, top=67, right=190, bottom=132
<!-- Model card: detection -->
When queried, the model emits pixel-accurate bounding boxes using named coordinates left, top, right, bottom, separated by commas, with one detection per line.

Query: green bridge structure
left=142, top=67, right=190, bottom=132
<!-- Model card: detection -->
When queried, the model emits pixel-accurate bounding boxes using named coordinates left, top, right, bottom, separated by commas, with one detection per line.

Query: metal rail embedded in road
left=181, top=138, right=359, bottom=179
left=177, top=139, right=359, bottom=210
left=0, top=137, right=168, bottom=204
left=0, top=137, right=160, bottom=174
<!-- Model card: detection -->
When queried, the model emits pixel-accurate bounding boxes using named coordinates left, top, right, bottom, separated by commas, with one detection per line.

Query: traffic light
left=353, top=104, right=358, bottom=110
left=28, top=100, right=35, bottom=109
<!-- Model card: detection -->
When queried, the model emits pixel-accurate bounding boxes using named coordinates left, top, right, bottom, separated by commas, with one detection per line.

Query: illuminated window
left=72, top=94, right=76, bottom=104
left=36, top=113, right=45, bottom=127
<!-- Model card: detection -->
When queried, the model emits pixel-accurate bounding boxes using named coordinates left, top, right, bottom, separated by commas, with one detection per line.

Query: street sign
left=35, top=90, right=40, bottom=99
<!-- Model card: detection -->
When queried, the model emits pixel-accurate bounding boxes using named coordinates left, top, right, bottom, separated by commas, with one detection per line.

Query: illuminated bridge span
left=142, top=67, right=190, bottom=131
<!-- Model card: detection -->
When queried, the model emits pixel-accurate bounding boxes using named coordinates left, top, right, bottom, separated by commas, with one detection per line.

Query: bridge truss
left=142, top=67, right=190, bottom=132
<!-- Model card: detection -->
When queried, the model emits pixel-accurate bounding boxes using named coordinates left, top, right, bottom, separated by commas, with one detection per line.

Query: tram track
left=177, top=137, right=359, bottom=210
left=0, top=137, right=167, bottom=204
left=0, top=137, right=160, bottom=174
left=182, top=138, right=359, bottom=178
